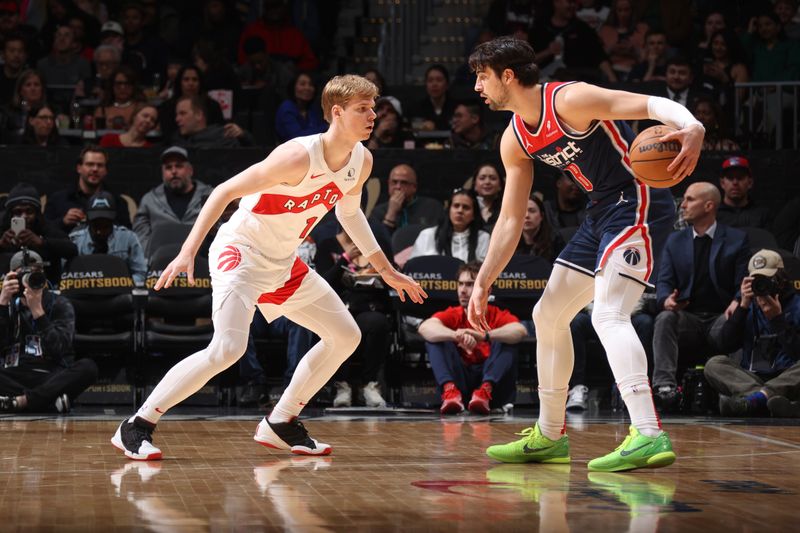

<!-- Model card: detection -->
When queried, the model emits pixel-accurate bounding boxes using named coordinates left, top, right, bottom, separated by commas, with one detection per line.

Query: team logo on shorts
left=623, top=247, right=641, bottom=266
left=218, top=245, right=242, bottom=272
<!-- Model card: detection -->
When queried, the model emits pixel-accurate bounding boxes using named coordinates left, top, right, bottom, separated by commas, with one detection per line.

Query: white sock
left=618, top=374, right=662, bottom=437
left=538, top=387, right=568, bottom=441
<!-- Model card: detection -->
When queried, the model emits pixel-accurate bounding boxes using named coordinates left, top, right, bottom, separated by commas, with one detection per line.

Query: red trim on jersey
left=598, top=183, right=654, bottom=279
left=638, top=182, right=654, bottom=279
left=257, top=257, right=309, bottom=305
left=512, top=82, right=572, bottom=155
left=601, top=120, right=633, bottom=170
left=251, top=181, right=343, bottom=215
left=596, top=121, right=654, bottom=280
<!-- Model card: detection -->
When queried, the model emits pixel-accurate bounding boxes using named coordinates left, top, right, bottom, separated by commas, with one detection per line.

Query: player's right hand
left=154, top=251, right=195, bottom=290
left=467, top=285, right=490, bottom=332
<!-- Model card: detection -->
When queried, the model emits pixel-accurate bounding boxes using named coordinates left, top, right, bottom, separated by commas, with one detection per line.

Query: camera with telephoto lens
left=751, top=274, right=781, bottom=297
left=16, top=248, right=47, bottom=292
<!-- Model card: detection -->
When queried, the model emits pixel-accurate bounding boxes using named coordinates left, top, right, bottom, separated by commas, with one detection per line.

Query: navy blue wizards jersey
left=511, top=81, right=639, bottom=203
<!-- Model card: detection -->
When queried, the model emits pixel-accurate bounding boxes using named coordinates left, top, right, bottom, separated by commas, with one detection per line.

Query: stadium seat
left=742, top=226, right=779, bottom=252
left=144, top=243, right=213, bottom=357
left=59, top=254, right=144, bottom=358
left=146, top=222, right=193, bottom=257
left=490, top=254, right=553, bottom=321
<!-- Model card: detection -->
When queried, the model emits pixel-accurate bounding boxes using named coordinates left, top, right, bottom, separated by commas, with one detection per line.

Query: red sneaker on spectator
left=468, top=382, right=493, bottom=415
left=440, top=382, right=464, bottom=414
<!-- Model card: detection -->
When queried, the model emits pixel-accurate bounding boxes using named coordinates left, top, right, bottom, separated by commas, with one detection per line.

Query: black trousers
left=334, top=310, right=390, bottom=384
left=0, top=358, right=98, bottom=411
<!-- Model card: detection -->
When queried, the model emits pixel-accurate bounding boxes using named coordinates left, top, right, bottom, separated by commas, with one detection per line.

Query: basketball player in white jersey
left=112, top=75, right=427, bottom=460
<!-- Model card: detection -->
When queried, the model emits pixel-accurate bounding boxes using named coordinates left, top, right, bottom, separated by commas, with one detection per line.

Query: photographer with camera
left=0, top=182, right=77, bottom=284
left=0, top=249, right=97, bottom=413
left=704, top=250, right=800, bottom=417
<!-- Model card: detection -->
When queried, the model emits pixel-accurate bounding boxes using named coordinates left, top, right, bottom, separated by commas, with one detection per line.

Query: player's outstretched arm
left=155, top=142, right=310, bottom=290
left=558, top=83, right=705, bottom=180
left=468, top=126, right=533, bottom=331
left=334, top=149, right=427, bottom=304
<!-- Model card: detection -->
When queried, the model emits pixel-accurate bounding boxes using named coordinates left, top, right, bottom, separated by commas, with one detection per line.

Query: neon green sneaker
left=587, top=426, right=676, bottom=472
left=485, top=423, right=570, bottom=464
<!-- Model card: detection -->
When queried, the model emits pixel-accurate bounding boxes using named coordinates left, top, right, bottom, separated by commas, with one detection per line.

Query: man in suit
left=652, top=181, right=750, bottom=409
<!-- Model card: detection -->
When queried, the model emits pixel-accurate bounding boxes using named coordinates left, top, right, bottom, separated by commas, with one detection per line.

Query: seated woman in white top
left=409, top=189, right=490, bottom=262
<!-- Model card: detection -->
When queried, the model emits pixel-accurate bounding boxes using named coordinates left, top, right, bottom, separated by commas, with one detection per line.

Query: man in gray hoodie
left=133, top=146, right=213, bottom=256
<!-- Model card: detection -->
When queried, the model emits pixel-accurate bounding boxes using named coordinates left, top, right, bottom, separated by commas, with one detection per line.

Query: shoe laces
left=443, top=387, right=461, bottom=401
left=131, top=423, right=155, bottom=444
left=516, top=426, right=538, bottom=440
left=613, top=426, right=639, bottom=452
left=289, top=419, right=310, bottom=438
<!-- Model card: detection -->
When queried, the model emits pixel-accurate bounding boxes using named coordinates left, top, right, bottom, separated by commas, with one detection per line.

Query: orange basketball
left=629, top=125, right=683, bottom=188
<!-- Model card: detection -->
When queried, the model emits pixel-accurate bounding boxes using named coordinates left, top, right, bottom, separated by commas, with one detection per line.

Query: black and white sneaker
left=254, top=417, right=332, bottom=455
left=0, top=396, right=17, bottom=412
left=111, top=417, right=163, bottom=461
left=55, top=394, right=70, bottom=414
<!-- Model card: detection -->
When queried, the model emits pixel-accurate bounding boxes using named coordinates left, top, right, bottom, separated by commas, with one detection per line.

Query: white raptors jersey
left=216, top=134, right=365, bottom=261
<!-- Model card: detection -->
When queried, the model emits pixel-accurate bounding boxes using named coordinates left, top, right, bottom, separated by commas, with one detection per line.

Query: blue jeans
left=238, top=314, right=317, bottom=386
left=426, top=341, right=517, bottom=406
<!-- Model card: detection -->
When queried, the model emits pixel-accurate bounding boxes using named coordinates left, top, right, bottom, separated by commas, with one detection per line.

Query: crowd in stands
left=0, top=1, right=794, bottom=151
left=0, top=0, right=798, bottom=417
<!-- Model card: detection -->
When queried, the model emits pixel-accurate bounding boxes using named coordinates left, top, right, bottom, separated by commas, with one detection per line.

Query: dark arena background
left=1, top=0, right=800, bottom=531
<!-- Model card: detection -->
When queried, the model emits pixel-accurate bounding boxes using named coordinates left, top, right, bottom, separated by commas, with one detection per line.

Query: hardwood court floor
left=1, top=413, right=799, bottom=532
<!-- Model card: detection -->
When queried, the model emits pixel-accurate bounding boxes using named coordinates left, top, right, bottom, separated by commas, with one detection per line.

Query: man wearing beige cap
left=704, top=249, right=800, bottom=417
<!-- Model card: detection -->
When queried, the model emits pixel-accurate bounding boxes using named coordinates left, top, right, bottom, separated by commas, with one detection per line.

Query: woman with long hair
left=701, top=28, right=750, bottom=110
left=516, top=195, right=566, bottom=263
left=410, top=189, right=490, bottom=262
left=471, top=163, right=504, bottom=229
left=99, top=103, right=159, bottom=147
left=1, top=70, right=47, bottom=143
left=20, top=104, right=68, bottom=146
left=410, top=64, right=457, bottom=131
left=274, top=71, right=327, bottom=142
left=159, top=64, right=224, bottom=137
left=94, top=66, right=145, bottom=130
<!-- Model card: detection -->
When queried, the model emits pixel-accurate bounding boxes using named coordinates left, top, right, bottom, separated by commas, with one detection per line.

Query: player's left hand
left=661, top=123, right=705, bottom=181
left=381, top=269, right=427, bottom=304
left=467, top=284, right=490, bottom=332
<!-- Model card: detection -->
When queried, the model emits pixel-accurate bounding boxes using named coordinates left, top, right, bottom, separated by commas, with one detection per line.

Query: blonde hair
left=321, top=75, right=379, bottom=123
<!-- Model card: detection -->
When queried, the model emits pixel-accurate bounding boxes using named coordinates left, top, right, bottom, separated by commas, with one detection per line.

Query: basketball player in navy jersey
left=466, top=37, right=705, bottom=471
left=111, top=75, right=426, bottom=461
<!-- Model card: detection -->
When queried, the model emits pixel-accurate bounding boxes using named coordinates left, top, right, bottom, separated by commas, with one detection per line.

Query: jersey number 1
left=299, top=216, right=318, bottom=239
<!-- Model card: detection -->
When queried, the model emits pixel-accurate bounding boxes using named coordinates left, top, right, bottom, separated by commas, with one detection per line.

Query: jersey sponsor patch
left=251, top=182, right=343, bottom=215
left=218, top=245, right=242, bottom=272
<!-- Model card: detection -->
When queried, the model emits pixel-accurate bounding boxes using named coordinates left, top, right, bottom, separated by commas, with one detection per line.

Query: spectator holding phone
left=0, top=183, right=77, bottom=284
